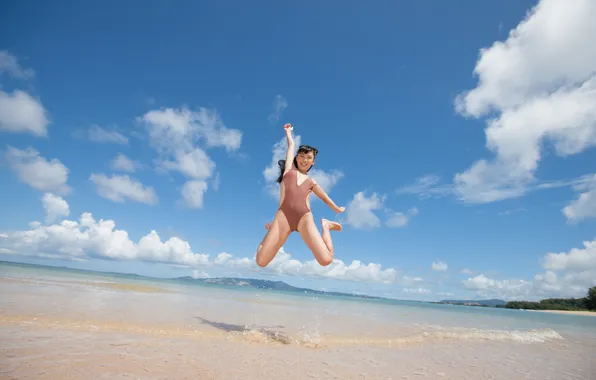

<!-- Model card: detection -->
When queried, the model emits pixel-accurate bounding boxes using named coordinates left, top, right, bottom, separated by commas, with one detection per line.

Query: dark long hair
left=276, top=144, right=318, bottom=183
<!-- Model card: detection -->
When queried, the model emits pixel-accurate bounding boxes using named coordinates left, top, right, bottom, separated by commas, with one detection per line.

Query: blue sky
left=1, top=0, right=595, bottom=301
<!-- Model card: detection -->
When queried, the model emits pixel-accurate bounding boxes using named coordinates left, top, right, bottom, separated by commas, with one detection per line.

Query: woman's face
left=296, top=151, right=315, bottom=172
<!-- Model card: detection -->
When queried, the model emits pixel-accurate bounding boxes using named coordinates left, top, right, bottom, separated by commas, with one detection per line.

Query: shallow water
left=1, top=261, right=595, bottom=379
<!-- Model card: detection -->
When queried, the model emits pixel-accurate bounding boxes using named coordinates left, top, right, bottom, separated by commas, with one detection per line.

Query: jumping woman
left=256, top=123, right=345, bottom=268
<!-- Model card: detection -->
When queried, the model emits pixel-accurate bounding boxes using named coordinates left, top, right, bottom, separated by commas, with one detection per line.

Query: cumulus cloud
left=180, top=180, right=208, bottom=209
left=160, top=147, right=215, bottom=180
left=268, top=94, right=288, bottom=123
left=462, top=274, right=533, bottom=300
left=453, top=0, right=596, bottom=204
left=344, top=191, right=384, bottom=229
left=0, top=213, right=209, bottom=267
left=0, top=51, right=48, bottom=137
left=0, top=90, right=49, bottom=137
left=141, top=106, right=242, bottom=154
left=213, top=247, right=397, bottom=284
left=385, top=207, right=418, bottom=228
left=534, top=239, right=596, bottom=297
left=0, top=50, right=35, bottom=79
left=0, top=213, right=397, bottom=284
left=111, top=153, right=141, bottom=173
left=432, top=261, right=448, bottom=271
left=343, top=192, right=419, bottom=230
left=562, top=174, right=596, bottom=222
left=42, top=193, right=69, bottom=224
left=138, top=106, right=241, bottom=207
left=462, top=237, right=596, bottom=300
left=262, top=134, right=344, bottom=199
left=192, top=270, right=210, bottom=279
left=89, top=174, right=158, bottom=205
left=4, top=146, right=71, bottom=195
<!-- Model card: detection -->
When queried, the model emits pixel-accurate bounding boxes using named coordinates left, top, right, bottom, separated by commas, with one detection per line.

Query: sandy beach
left=1, top=263, right=596, bottom=380
left=527, top=309, right=596, bottom=317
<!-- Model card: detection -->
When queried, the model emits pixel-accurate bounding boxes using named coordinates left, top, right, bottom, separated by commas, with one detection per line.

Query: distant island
left=433, top=287, right=596, bottom=314
left=503, top=286, right=595, bottom=312
left=175, top=275, right=386, bottom=300
left=432, top=299, right=507, bottom=307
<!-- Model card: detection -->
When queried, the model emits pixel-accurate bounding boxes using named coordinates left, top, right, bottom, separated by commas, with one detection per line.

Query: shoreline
left=525, top=309, right=596, bottom=317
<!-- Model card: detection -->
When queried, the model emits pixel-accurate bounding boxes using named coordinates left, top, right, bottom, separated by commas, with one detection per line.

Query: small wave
left=322, top=328, right=563, bottom=348
left=0, top=314, right=564, bottom=350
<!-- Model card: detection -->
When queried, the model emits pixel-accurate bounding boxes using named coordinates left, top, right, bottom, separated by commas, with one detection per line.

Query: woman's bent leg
left=256, top=210, right=292, bottom=267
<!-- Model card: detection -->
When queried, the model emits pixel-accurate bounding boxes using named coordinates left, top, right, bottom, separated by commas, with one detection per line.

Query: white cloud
left=141, top=106, right=242, bottom=154
left=213, top=247, right=397, bottom=284
left=462, top=274, right=533, bottom=300
left=42, top=193, right=69, bottom=224
left=0, top=90, right=49, bottom=137
left=403, top=287, right=430, bottom=294
left=4, top=146, right=70, bottom=195
left=82, top=125, right=128, bottom=145
left=432, top=261, right=448, bottom=271
left=344, top=191, right=384, bottom=229
left=0, top=213, right=209, bottom=267
left=453, top=0, right=596, bottom=204
left=386, top=212, right=408, bottom=228
left=309, top=169, right=344, bottom=195
left=111, top=153, right=140, bottom=173
left=192, top=270, right=209, bottom=279
left=161, top=147, right=215, bottom=179
left=268, top=94, right=288, bottom=123
left=138, top=106, right=241, bottom=205
left=180, top=180, right=208, bottom=209
left=540, top=239, right=596, bottom=275
left=462, top=238, right=596, bottom=300
left=385, top=207, right=418, bottom=228
left=0, top=50, right=35, bottom=79
left=461, top=268, right=475, bottom=275
left=89, top=174, right=158, bottom=205
left=562, top=174, right=596, bottom=222
left=262, top=134, right=343, bottom=199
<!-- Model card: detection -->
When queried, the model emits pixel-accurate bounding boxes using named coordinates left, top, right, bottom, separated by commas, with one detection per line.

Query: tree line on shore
left=503, top=286, right=596, bottom=311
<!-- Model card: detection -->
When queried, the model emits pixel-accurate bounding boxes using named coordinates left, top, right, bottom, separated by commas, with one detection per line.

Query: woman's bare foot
left=322, top=218, right=342, bottom=232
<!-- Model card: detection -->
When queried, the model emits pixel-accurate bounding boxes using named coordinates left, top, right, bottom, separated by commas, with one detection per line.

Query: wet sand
left=1, top=268, right=595, bottom=379
left=527, top=309, right=596, bottom=317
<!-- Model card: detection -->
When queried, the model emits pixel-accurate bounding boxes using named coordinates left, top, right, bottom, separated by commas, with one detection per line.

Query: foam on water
left=0, top=313, right=565, bottom=350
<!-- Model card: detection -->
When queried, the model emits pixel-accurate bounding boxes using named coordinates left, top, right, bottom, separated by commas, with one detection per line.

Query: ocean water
left=1, top=260, right=595, bottom=380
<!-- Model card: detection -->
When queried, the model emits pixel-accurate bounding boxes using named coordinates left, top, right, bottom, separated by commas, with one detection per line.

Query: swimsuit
left=279, top=168, right=314, bottom=231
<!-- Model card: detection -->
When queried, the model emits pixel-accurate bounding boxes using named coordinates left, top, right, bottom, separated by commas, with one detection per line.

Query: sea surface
left=1, top=260, right=595, bottom=380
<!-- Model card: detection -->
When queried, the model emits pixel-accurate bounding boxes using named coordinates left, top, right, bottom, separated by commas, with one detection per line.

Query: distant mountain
left=175, top=276, right=385, bottom=300
left=436, top=299, right=507, bottom=307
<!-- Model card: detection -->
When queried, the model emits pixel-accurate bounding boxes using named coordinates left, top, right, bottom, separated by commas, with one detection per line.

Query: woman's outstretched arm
left=283, top=123, right=295, bottom=175
left=312, top=181, right=345, bottom=213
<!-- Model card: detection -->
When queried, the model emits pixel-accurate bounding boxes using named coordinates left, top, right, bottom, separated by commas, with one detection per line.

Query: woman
left=256, top=123, right=345, bottom=267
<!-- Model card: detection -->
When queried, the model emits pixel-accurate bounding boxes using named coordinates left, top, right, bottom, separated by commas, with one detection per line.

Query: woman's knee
left=315, top=252, right=333, bottom=266
left=256, top=253, right=272, bottom=267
